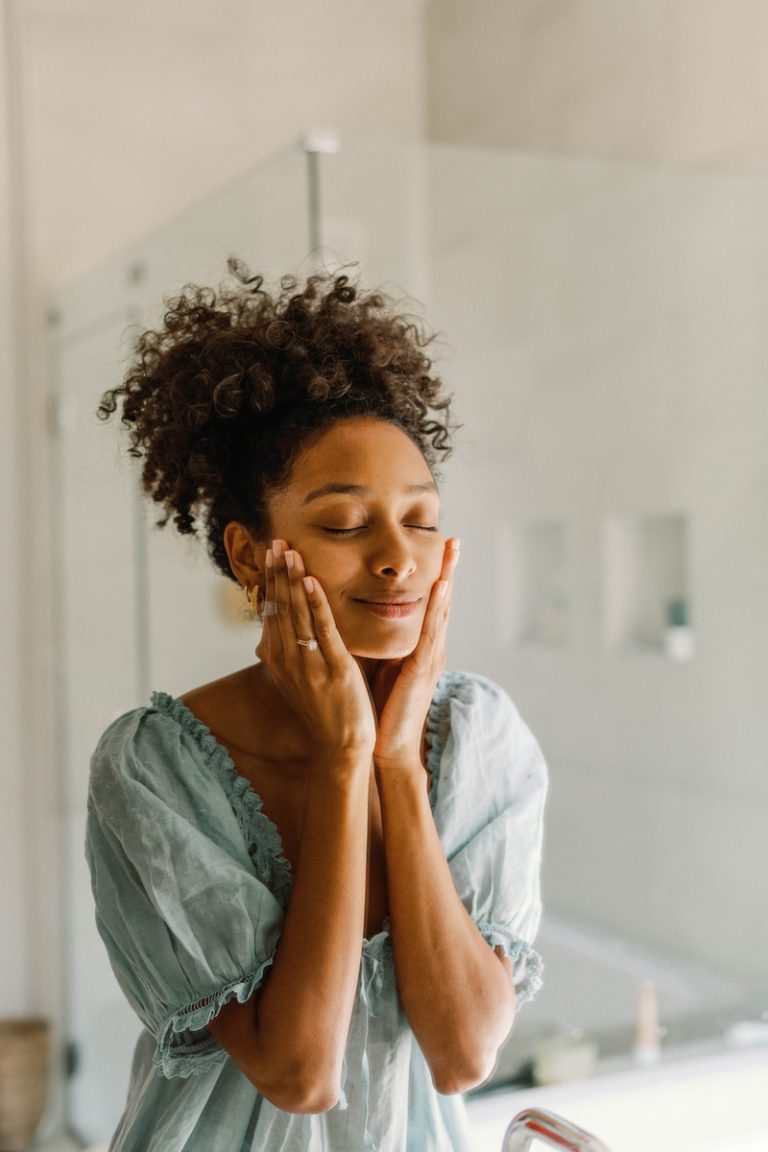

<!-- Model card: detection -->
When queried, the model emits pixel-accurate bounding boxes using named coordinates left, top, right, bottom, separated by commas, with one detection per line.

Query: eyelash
left=323, top=525, right=438, bottom=536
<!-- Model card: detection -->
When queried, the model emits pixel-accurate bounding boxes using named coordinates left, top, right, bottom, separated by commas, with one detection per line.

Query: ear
left=222, top=521, right=266, bottom=590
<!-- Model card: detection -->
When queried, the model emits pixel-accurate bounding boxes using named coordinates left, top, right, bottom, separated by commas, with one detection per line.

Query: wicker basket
left=0, top=1018, right=50, bottom=1152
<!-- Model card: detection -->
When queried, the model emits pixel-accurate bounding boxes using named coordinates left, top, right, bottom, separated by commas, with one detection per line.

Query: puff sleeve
left=84, top=702, right=286, bottom=1078
left=427, top=672, right=548, bottom=1009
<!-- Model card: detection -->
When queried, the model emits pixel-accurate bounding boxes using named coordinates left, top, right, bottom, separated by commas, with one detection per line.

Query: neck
left=356, top=656, right=382, bottom=687
left=250, top=636, right=398, bottom=733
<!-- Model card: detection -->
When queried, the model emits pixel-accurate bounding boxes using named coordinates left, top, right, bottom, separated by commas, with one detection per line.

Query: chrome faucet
left=502, top=1108, right=612, bottom=1152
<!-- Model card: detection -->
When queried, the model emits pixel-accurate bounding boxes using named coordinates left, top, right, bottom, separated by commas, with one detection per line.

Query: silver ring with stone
left=297, top=637, right=319, bottom=651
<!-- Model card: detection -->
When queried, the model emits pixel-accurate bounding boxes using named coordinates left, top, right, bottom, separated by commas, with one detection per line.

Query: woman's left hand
left=371, top=537, right=461, bottom=775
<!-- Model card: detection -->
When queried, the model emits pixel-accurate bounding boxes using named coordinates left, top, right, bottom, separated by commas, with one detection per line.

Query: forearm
left=378, top=768, right=516, bottom=1093
left=249, top=758, right=370, bottom=1100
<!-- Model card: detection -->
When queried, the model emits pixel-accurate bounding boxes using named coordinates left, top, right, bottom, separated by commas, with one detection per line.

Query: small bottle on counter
left=664, top=599, right=695, bottom=662
left=633, top=978, right=662, bottom=1065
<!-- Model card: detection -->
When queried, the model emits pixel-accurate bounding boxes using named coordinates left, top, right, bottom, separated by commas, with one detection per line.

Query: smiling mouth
left=353, top=597, right=421, bottom=605
left=352, top=597, right=422, bottom=618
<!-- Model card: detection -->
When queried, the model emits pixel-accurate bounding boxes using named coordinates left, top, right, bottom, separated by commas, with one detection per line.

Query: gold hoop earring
left=243, top=584, right=265, bottom=619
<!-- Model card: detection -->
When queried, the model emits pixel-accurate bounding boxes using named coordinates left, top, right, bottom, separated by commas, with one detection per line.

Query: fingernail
left=303, top=576, right=314, bottom=594
left=266, top=549, right=274, bottom=568
left=272, top=539, right=284, bottom=559
left=438, top=580, right=448, bottom=598
left=285, top=550, right=294, bottom=569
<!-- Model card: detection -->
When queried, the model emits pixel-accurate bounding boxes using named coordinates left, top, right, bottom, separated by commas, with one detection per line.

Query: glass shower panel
left=128, top=147, right=312, bottom=700
left=53, top=147, right=310, bottom=1144
left=315, top=140, right=432, bottom=310
left=52, top=313, right=145, bottom=1141
left=132, top=147, right=310, bottom=333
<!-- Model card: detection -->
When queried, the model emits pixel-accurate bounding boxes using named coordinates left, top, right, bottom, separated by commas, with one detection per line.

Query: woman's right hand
left=255, top=539, right=377, bottom=766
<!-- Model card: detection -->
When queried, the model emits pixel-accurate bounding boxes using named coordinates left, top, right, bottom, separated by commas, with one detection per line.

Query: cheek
left=293, top=540, right=350, bottom=596
left=425, top=534, right=446, bottom=578
left=294, top=533, right=445, bottom=598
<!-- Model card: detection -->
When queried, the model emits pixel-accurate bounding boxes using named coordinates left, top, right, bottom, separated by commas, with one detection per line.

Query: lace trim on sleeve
left=154, top=951, right=277, bottom=1078
left=477, top=921, right=544, bottom=1009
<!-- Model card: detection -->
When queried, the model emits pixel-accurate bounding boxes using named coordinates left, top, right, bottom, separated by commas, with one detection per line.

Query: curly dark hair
left=97, top=257, right=457, bottom=580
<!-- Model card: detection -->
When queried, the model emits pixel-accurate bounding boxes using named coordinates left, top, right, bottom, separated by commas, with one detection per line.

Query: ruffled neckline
left=150, top=670, right=466, bottom=942
left=150, top=690, right=295, bottom=911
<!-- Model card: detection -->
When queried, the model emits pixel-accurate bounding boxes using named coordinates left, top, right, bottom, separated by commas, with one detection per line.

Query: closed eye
left=322, top=525, right=438, bottom=535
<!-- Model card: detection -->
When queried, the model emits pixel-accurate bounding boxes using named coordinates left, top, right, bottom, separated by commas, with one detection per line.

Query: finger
left=435, top=536, right=461, bottom=620
left=262, top=547, right=284, bottom=663
left=301, top=573, right=350, bottom=671
left=429, top=576, right=452, bottom=629
left=271, top=538, right=299, bottom=655
left=430, top=538, right=461, bottom=621
left=440, top=536, right=461, bottom=583
left=285, top=549, right=322, bottom=659
left=405, top=581, right=447, bottom=670
left=413, top=544, right=459, bottom=663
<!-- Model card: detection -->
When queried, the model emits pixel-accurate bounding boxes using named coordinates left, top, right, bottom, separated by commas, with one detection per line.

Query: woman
left=86, top=261, right=548, bottom=1151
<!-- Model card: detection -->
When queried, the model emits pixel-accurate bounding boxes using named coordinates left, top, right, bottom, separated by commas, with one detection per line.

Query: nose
left=368, top=524, right=417, bottom=581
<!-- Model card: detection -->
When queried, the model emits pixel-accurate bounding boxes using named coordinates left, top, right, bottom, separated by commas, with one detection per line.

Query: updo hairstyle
left=97, top=258, right=456, bottom=580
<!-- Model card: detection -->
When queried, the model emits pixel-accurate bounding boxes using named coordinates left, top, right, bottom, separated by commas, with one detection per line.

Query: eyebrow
left=301, top=481, right=438, bottom=506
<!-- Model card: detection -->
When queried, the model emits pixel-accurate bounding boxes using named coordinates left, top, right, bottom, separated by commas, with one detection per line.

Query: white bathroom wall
left=426, top=0, right=768, bottom=166
left=423, top=146, right=768, bottom=991
left=0, top=1, right=28, bottom=1017
left=20, top=0, right=428, bottom=289
left=311, top=135, right=768, bottom=993
left=423, top=0, right=768, bottom=991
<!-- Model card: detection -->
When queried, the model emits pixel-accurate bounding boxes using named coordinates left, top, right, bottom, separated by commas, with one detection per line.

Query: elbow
left=265, top=1084, right=341, bottom=1114
left=432, top=1066, right=492, bottom=1096
left=257, top=1063, right=342, bottom=1114
left=431, top=1047, right=499, bottom=1096
left=430, top=1009, right=517, bottom=1096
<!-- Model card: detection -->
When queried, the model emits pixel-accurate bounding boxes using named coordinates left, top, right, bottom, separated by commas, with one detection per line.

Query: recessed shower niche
left=603, top=512, right=694, bottom=660
left=498, top=519, right=570, bottom=648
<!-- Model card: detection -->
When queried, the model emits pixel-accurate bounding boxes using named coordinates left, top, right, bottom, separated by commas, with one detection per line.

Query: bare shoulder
left=178, top=667, right=255, bottom=734
left=179, top=664, right=308, bottom=765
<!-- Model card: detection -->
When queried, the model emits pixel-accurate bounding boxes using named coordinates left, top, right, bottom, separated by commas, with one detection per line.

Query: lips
left=352, top=596, right=423, bottom=621
left=353, top=596, right=421, bottom=605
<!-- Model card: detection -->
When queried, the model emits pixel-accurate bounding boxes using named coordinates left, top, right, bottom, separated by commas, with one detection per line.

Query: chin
left=344, top=628, right=420, bottom=662
left=352, top=641, right=417, bottom=661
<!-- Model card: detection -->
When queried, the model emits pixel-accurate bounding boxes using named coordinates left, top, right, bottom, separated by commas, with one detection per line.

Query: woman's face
left=261, top=416, right=446, bottom=661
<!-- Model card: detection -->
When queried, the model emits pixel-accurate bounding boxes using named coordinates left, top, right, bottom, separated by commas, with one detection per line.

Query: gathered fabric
left=85, top=669, right=548, bottom=1151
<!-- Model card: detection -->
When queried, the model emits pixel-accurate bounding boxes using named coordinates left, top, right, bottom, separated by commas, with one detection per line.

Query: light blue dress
left=85, top=669, right=548, bottom=1151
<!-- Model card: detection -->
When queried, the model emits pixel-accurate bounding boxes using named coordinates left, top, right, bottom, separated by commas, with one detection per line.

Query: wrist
left=373, top=755, right=428, bottom=791
left=311, top=748, right=373, bottom=786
